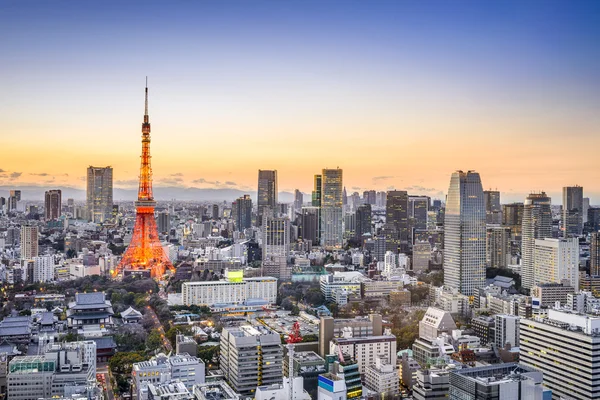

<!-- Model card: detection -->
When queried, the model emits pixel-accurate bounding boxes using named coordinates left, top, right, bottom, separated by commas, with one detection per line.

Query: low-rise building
left=531, top=282, right=575, bottom=307
left=364, top=355, right=399, bottom=395
left=330, top=332, right=397, bottom=374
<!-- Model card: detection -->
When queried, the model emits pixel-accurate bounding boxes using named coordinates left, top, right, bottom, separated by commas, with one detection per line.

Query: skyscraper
left=385, top=191, right=409, bottom=253
left=312, top=174, right=322, bottom=207
left=44, top=190, right=62, bottom=220
left=8, top=190, right=21, bottom=212
left=562, top=185, right=584, bottom=237
left=483, top=190, right=502, bottom=224
left=257, top=170, right=277, bottom=227
left=502, top=202, right=524, bottom=237
left=533, top=237, right=579, bottom=289
left=86, top=166, right=113, bottom=223
left=20, top=225, right=38, bottom=259
left=355, top=204, right=372, bottom=241
left=591, top=232, right=600, bottom=276
left=409, top=196, right=429, bottom=244
left=320, top=168, right=343, bottom=249
left=232, top=194, right=253, bottom=231
left=300, top=206, right=320, bottom=246
left=116, top=82, right=173, bottom=278
left=521, top=192, right=552, bottom=290
left=443, top=171, right=486, bottom=295
left=486, top=226, right=511, bottom=269
left=293, top=189, right=303, bottom=211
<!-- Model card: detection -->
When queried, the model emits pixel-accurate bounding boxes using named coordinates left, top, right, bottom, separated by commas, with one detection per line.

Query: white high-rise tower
left=443, top=170, right=486, bottom=295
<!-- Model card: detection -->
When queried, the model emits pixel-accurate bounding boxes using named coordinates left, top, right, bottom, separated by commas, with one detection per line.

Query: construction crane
left=286, top=321, right=303, bottom=400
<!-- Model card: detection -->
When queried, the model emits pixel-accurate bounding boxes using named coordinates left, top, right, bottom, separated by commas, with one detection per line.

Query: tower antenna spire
left=144, top=76, right=149, bottom=117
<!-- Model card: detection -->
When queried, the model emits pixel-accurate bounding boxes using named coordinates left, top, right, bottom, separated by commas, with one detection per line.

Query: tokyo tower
left=114, top=80, right=174, bottom=279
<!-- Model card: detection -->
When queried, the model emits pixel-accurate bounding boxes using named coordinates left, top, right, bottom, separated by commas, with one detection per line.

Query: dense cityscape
left=2, top=2, right=599, bottom=400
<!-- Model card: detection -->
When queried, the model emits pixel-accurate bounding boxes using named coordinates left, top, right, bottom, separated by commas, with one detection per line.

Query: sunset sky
left=1, top=1, right=599, bottom=203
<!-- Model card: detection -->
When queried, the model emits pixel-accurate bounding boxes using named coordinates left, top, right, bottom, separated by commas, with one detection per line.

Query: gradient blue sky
left=1, top=0, right=599, bottom=203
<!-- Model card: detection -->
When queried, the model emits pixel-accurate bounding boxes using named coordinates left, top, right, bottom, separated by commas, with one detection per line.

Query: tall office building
left=86, top=166, right=113, bottom=223
left=521, top=192, right=552, bottom=290
left=591, top=232, right=600, bottom=276
left=20, top=225, right=38, bottom=260
left=563, top=185, right=584, bottom=237
left=300, top=207, right=320, bottom=246
left=355, top=204, right=372, bottom=240
left=409, top=196, right=429, bottom=244
left=363, top=190, right=376, bottom=205
left=483, top=190, right=502, bottom=224
left=294, top=189, right=303, bottom=211
left=220, top=324, right=283, bottom=397
left=257, top=170, right=277, bottom=227
left=502, top=202, right=524, bottom=237
left=312, top=174, right=322, bottom=207
left=157, top=211, right=170, bottom=234
left=486, top=226, right=511, bottom=268
left=385, top=191, right=409, bottom=253
left=44, top=190, right=62, bottom=220
left=232, top=194, right=252, bottom=231
left=320, top=168, right=343, bottom=249
left=262, top=216, right=291, bottom=279
left=443, top=171, right=486, bottom=295
left=533, top=237, right=579, bottom=289
left=520, top=309, right=600, bottom=400
left=583, top=197, right=590, bottom=224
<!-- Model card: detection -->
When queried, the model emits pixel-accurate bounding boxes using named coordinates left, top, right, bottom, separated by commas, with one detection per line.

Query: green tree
left=109, top=351, right=147, bottom=375
left=147, top=329, right=163, bottom=352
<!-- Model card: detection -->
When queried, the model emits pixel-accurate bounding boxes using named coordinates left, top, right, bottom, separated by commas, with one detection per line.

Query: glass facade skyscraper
left=443, top=170, right=486, bottom=295
left=86, top=166, right=113, bottom=223
left=521, top=192, right=552, bottom=290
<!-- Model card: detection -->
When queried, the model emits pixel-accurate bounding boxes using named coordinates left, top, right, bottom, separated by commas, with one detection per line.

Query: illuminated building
left=443, top=171, right=486, bottom=295
left=116, top=82, right=174, bottom=278
left=86, top=166, right=113, bottom=223
left=385, top=190, right=409, bottom=253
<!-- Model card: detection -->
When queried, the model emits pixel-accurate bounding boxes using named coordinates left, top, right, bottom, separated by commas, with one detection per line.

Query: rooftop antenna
left=144, top=76, right=149, bottom=117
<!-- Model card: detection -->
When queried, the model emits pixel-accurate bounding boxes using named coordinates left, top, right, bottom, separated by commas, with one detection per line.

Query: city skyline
left=2, top=1, right=599, bottom=203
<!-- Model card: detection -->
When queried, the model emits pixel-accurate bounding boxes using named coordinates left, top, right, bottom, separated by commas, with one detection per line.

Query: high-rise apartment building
left=494, top=314, right=519, bottom=348
left=563, top=185, right=584, bottom=237
left=232, top=194, right=253, bottom=231
left=20, top=225, right=38, bottom=259
left=262, top=216, right=290, bottom=279
left=443, top=171, right=486, bottom=295
left=521, top=192, right=552, bottom=290
left=520, top=309, right=600, bottom=400
left=533, top=237, right=579, bottom=289
left=257, top=170, right=277, bottom=227
left=385, top=191, right=409, bottom=253
left=44, top=190, right=62, bottom=220
left=591, top=232, right=600, bottom=276
left=483, top=190, right=502, bottom=224
left=86, top=166, right=113, bottom=223
left=220, top=324, right=283, bottom=397
left=320, top=168, right=343, bottom=249
left=486, top=226, right=511, bottom=268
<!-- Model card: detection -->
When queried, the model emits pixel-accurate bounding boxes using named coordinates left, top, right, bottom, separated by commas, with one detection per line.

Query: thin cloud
left=115, top=179, right=139, bottom=186
left=30, top=172, right=50, bottom=177
left=372, top=176, right=394, bottom=182
left=224, top=181, right=237, bottom=186
left=9, top=172, right=22, bottom=179
left=0, top=169, right=6, bottom=173
left=170, top=173, right=184, bottom=177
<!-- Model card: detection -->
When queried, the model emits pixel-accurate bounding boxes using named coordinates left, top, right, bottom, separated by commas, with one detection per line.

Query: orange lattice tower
left=115, top=80, right=174, bottom=279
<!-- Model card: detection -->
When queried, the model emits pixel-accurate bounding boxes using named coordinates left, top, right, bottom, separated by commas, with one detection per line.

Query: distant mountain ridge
left=0, top=185, right=301, bottom=203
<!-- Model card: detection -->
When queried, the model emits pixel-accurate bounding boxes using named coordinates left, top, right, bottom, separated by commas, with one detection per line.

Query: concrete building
left=318, top=315, right=383, bottom=358
left=132, top=353, right=205, bottom=400
left=364, top=355, right=399, bottom=396
left=533, top=237, right=579, bottom=289
left=591, top=232, right=600, bottom=276
left=86, top=166, right=113, bottom=223
left=232, top=194, right=253, bottom=232
left=319, top=272, right=364, bottom=305
left=7, top=341, right=96, bottom=400
left=484, top=190, right=502, bottom=225
left=20, top=225, right=38, bottom=260
left=182, top=275, right=277, bottom=307
left=193, top=380, right=239, bottom=400
left=520, top=309, right=600, bottom=399
left=33, top=255, right=55, bottom=283
left=413, top=367, right=451, bottom=400
left=412, top=241, right=431, bottom=273
left=220, top=324, right=283, bottom=397
left=330, top=333, right=397, bottom=374
left=385, top=191, right=409, bottom=253
left=443, top=171, right=486, bottom=295
left=449, top=363, right=550, bottom=400
left=521, top=192, right=552, bottom=290
left=530, top=283, right=575, bottom=307
left=175, top=335, right=197, bottom=356
left=262, top=216, right=291, bottom=279
left=494, top=314, right=519, bottom=348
